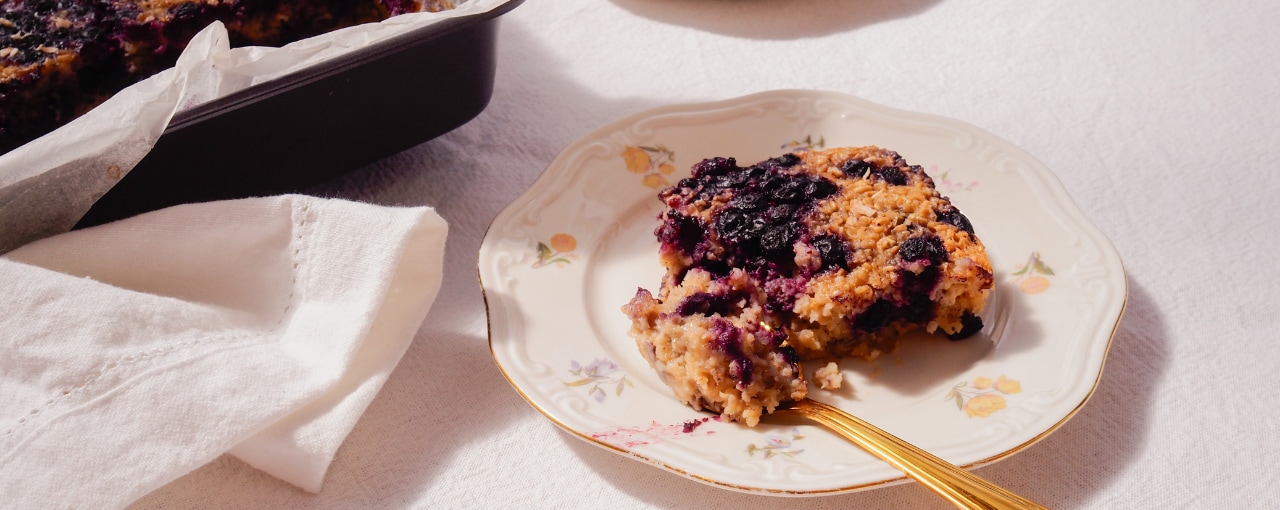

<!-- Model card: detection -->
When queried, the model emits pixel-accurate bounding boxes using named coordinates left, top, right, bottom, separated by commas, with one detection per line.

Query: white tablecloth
left=125, top=1, right=1277, bottom=508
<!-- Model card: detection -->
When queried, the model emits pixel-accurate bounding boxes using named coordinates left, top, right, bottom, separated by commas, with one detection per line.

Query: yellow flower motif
left=622, top=146, right=651, bottom=173
left=973, top=376, right=993, bottom=390
left=642, top=174, right=669, bottom=189
left=963, top=393, right=1007, bottom=418
left=549, top=233, right=577, bottom=253
left=658, top=163, right=677, bottom=175
left=1020, top=275, right=1050, bottom=294
left=994, top=375, right=1022, bottom=394
left=1013, top=252, right=1054, bottom=294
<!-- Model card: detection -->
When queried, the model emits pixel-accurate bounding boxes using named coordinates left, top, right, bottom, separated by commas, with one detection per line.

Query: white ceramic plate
left=480, top=90, right=1126, bottom=495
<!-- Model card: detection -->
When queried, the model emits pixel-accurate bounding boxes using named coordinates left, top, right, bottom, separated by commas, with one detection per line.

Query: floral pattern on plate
left=1012, top=251, right=1054, bottom=294
left=945, top=375, right=1023, bottom=418
left=781, top=134, right=826, bottom=152
left=564, top=358, right=632, bottom=403
left=934, top=166, right=980, bottom=193
left=621, top=144, right=677, bottom=189
left=746, top=427, right=806, bottom=458
left=532, top=233, right=578, bottom=268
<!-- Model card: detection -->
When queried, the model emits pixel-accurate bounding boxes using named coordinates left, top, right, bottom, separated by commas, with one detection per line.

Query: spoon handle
left=780, top=399, right=1046, bottom=510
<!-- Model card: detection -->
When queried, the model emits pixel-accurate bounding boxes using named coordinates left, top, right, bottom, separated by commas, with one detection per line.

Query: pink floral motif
left=933, top=165, right=979, bottom=193
left=564, top=358, right=632, bottom=402
left=746, top=427, right=806, bottom=458
left=591, top=417, right=719, bottom=448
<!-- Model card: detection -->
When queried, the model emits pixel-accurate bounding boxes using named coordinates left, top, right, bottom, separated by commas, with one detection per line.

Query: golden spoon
left=770, top=397, right=1046, bottom=509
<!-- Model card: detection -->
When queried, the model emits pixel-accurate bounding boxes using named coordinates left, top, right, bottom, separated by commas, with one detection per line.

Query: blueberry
left=900, top=265, right=941, bottom=297
left=840, top=158, right=874, bottom=177
left=759, top=224, right=796, bottom=254
left=946, top=312, right=984, bottom=340
left=730, top=193, right=766, bottom=211
left=854, top=299, right=894, bottom=332
left=811, top=235, right=852, bottom=271
left=770, top=181, right=806, bottom=203
left=804, top=178, right=838, bottom=200
left=937, top=207, right=975, bottom=235
left=713, top=209, right=767, bottom=245
left=741, top=165, right=767, bottom=181
left=898, top=265, right=941, bottom=325
left=900, top=297, right=935, bottom=324
left=899, top=235, right=947, bottom=264
left=711, top=173, right=746, bottom=189
left=766, top=204, right=796, bottom=224
left=713, top=208, right=746, bottom=232
left=760, top=175, right=788, bottom=192
left=878, top=167, right=908, bottom=186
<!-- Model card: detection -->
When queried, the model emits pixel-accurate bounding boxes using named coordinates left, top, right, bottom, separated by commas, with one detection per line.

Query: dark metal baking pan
left=76, top=0, right=524, bottom=229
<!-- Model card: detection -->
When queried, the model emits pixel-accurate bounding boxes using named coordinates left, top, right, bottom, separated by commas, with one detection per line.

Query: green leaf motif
left=1034, top=258, right=1055, bottom=275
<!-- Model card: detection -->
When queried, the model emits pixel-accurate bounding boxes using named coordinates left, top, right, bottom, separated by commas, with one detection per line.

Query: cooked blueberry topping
left=770, top=153, right=801, bottom=167
left=936, top=206, right=975, bottom=235
left=689, top=259, right=731, bottom=278
left=946, top=312, right=984, bottom=340
left=730, top=193, right=766, bottom=211
left=677, top=291, right=746, bottom=317
left=656, top=212, right=707, bottom=257
left=899, top=235, right=948, bottom=264
left=692, top=156, right=739, bottom=178
left=763, top=276, right=805, bottom=314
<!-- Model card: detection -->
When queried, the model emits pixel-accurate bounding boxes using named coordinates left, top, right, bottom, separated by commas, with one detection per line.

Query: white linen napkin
left=0, top=195, right=447, bottom=508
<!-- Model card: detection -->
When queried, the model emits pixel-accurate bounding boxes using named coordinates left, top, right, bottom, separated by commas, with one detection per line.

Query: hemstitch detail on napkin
left=2, top=198, right=315, bottom=443
left=2, top=335, right=262, bottom=440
